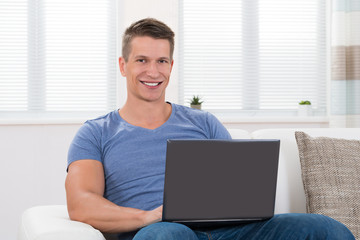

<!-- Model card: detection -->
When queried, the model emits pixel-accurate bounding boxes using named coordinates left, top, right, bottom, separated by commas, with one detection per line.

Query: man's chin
left=139, top=95, right=166, bottom=104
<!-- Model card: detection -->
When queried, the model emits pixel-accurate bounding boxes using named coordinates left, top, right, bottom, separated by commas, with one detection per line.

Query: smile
left=141, top=81, right=162, bottom=87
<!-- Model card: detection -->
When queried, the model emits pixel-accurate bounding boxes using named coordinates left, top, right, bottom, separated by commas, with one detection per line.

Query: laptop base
left=165, top=217, right=272, bottom=228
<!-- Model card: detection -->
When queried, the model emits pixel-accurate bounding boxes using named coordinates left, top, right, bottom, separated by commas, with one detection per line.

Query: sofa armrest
left=18, top=205, right=106, bottom=240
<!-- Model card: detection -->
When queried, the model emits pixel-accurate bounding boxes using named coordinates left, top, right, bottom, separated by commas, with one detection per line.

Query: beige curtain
left=330, top=0, right=360, bottom=127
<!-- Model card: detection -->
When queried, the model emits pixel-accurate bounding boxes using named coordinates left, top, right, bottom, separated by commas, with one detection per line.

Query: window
left=179, top=0, right=327, bottom=117
left=0, top=0, right=117, bottom=119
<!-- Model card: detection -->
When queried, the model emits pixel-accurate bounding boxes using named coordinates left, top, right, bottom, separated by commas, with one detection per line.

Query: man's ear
left=170, top=60, right=174, bottom=73
left=119, top=57, right=126, bottom=77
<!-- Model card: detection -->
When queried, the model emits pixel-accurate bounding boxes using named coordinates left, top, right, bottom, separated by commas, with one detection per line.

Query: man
left=66, top=18, right=354, bottom=240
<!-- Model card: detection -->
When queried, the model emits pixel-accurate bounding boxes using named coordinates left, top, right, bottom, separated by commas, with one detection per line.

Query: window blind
left=179, top=0, right=327, bottom=116
left=0, top=0, right=117, bottom=117
left=0, top=0, right=28, bottom=111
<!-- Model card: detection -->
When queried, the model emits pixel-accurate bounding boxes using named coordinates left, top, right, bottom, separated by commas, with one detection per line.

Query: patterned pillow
left=295, top=131, right=360, bottom=239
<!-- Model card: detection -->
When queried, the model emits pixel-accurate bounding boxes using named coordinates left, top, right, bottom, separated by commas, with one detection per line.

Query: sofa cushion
left=295, top=131, right=360, bottom=239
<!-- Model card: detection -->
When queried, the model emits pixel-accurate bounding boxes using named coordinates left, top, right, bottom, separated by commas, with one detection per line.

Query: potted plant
left=190, top=95, right=203, bottom=110
left=298, top=100, right=312, bottom=116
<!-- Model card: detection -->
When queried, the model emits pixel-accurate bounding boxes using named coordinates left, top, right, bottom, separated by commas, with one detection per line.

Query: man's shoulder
left=171, top=103, right=217, bottom=126
left=172, top=103, right=210, bottom=119
left=171, top=103, right=230, bottom=139
left=80, top=110, right=119, bottom=135
left=85, top=110, right=117, bottom=125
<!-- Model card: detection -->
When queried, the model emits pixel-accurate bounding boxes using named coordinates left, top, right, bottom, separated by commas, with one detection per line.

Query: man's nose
left=146, top=62, right=160, bottom=78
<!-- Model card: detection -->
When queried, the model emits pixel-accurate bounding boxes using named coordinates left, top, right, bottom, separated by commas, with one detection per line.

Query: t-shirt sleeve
left=67, top=121, right=103, bottom=169
left=205, top=112, right=232, bottom=140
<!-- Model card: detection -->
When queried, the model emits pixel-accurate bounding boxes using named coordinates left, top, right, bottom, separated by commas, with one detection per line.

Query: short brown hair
left=122, top=18, right=175, bottom=62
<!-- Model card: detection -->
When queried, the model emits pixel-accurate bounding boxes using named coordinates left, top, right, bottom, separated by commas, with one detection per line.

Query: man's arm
left=65, top=160, right=162, bottom=233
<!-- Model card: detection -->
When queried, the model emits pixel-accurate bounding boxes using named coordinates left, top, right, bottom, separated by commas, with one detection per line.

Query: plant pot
left=191, top=104, right=202, bottom=110
left=298, top=105, right=312, bottom=116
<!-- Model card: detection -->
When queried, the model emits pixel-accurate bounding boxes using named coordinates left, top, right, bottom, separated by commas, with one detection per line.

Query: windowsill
left=0, top=116, right=330, bottom=126
left=0, top=118, right=87, bottom=125
left=0, top=111, right=110, bottom=125
left=219, top=116, right=329, bottom=124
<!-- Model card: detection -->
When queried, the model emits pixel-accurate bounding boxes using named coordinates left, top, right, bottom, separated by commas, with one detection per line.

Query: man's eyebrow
left=134, top=55, right=148, bottom=59
left=159, top=57, right=171, bottom=61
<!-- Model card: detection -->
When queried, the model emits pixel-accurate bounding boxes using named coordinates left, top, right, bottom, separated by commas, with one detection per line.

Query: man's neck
left=119, top=99, right=172, bottom=130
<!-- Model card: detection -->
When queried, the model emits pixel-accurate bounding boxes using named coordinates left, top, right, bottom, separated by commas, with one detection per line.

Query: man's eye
left=136, top=59, right=145, bottom=63
left=159, top=60, right=168, bottom=64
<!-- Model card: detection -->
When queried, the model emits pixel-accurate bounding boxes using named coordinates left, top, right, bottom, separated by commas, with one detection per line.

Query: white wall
left=0, top=124, right=81, bottom=240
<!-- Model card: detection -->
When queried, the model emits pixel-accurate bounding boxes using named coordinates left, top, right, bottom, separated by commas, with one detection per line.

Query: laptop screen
left=162, top=139, right=280, bottom=225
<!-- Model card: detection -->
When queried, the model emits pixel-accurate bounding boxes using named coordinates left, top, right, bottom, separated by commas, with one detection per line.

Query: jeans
left=132, top=213, right=355, bottom=240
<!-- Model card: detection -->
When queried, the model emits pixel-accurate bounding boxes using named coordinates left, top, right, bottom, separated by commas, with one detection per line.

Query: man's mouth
left=141, top=81, right=162, bottom=87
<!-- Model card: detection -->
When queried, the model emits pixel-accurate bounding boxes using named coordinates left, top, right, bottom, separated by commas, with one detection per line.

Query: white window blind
left=179, top=0, right=327, bottom=117
left=0, top=0, right=28, bottom=111
left=0, top=0, right=117, bottom=118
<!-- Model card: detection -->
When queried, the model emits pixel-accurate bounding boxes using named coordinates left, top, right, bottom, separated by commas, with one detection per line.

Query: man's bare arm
left=65, top=160, right=162, bottom=233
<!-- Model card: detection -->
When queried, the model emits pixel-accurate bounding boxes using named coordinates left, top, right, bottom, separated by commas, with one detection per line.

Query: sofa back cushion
left=295, top=131, right=360, bottom=239
left=227, top=129, right=251, bottom=139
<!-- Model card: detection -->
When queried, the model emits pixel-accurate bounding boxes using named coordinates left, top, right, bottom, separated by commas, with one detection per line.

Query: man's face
left=119, top=36, right=173, bottom=104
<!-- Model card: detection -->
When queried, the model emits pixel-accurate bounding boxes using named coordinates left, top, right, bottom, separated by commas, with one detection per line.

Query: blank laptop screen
left=162, top=139, right=280, bottom=224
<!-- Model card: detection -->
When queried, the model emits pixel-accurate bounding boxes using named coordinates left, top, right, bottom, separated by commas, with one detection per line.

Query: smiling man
left=118, top=35, right=173, bottom=129
left=65, top=18, right=355, bottom=240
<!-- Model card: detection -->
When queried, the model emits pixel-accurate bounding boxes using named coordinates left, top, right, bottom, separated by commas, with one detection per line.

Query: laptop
left=162, top=139, right=280, bottom=227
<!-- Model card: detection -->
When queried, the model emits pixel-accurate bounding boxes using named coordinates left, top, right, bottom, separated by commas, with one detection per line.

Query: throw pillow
left=295, top=131, right=360, bottom=239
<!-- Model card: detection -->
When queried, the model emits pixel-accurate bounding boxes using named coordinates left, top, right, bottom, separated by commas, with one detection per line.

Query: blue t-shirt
left=67, top=103, right=231, bottom=211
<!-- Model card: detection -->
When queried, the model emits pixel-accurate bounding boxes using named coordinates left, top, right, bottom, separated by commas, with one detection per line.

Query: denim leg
left=133, top=222, right=199, bottom=240
left=249, top=213, right=355, bottom=240
left=195, top=213, right=355, bottom=240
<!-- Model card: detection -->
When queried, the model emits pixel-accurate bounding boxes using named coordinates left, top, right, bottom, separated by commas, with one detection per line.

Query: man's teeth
left=143, top=82, right=160, bottom=86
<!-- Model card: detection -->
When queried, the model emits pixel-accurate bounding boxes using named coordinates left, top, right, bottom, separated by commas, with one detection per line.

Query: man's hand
left=142, top=205, right=163, bottom=227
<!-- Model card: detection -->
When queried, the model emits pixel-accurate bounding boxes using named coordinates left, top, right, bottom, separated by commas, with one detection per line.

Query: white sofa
left=18, top=128, right=360, bottom=240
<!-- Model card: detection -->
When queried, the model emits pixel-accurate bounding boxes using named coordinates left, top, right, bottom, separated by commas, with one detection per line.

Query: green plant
left=299, top=100, right=311, bottom=105
left=190, top=95, right=203, bottom=105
